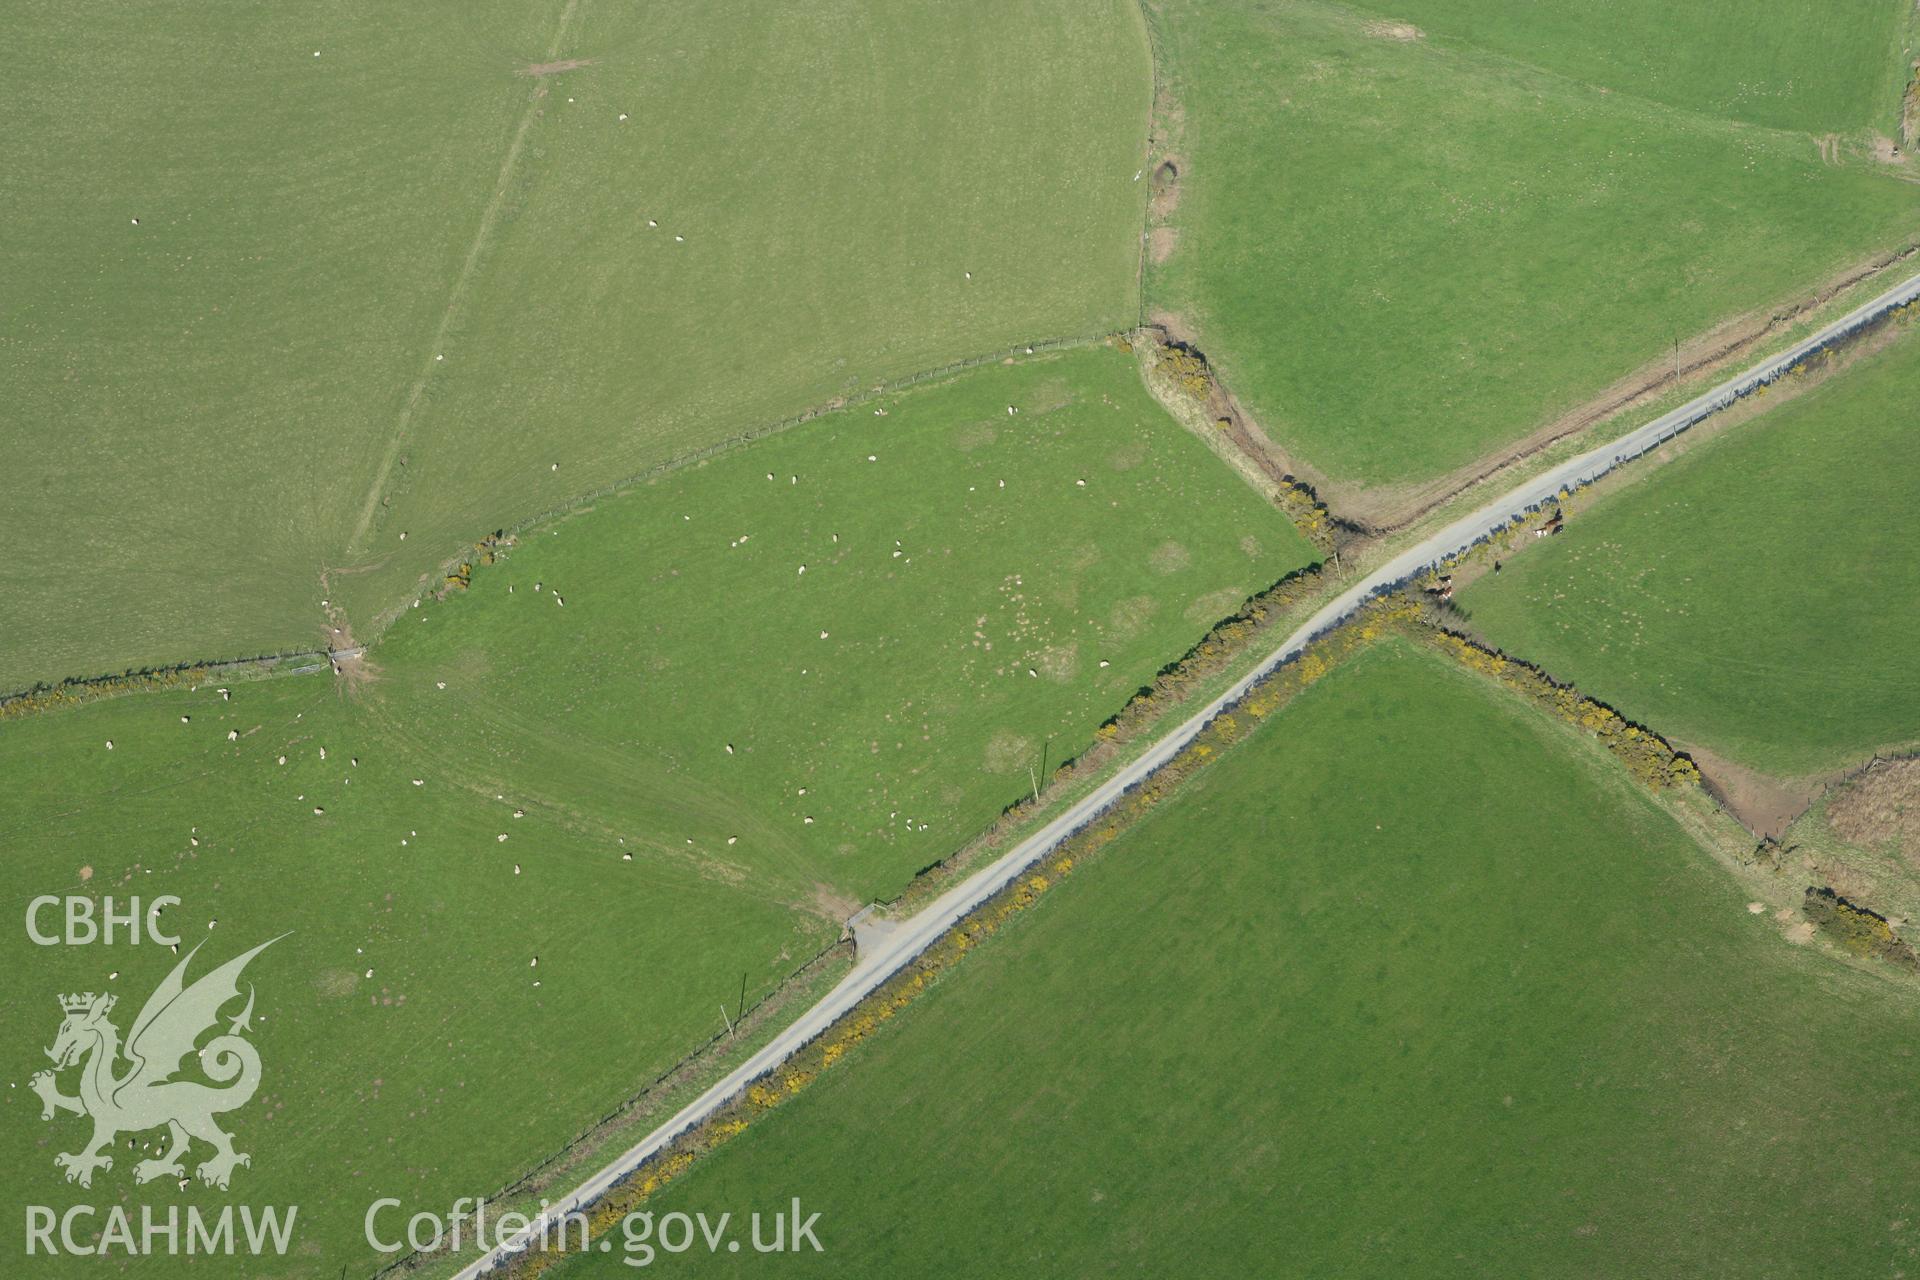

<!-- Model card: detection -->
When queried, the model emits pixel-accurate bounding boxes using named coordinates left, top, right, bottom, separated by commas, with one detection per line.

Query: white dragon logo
left=29, top=936, right=283, bottom=1190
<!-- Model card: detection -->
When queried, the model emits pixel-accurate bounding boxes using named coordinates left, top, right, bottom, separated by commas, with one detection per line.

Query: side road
left=457, top=266, right=1920, bottom=1277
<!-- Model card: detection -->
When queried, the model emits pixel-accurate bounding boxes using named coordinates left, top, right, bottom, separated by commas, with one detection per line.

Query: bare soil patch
left=1828, top=757, right=1920, bottom=861
left=802, top=882, right=861, bottom=926
left=1149, top=226, right=1179, bottom=264
left=1149, top=158, right=1184, bottom=221
left=1363, top=20, right=1424, bottom=41
left=1685, top=742, right=1837, bottom=840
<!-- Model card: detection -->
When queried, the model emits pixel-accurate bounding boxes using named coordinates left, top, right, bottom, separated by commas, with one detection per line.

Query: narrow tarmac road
left=457, top=266, right=1920, bottom=1277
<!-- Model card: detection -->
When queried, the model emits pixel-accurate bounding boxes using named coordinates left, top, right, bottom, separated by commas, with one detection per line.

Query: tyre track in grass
left=344, top=0, right=586, bottom=559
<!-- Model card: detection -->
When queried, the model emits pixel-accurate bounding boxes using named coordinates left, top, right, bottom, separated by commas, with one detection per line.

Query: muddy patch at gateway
left=1148, top=158, right=1184, bottom=221
left=1686, top=742, right=1836, bottom=840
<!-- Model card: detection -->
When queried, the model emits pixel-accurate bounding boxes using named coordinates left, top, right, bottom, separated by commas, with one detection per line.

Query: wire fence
left=368, top=939, right=844, bottom=1280
left=1132, top=0, right=1172, bottom=332
left=363, top=329, right=1126, bottom=638
left=0, top=645, right=336, bottom=716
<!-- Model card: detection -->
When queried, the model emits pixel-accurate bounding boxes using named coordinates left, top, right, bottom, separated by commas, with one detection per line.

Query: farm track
left=343, top=0, right=585, bottom=559
left=451, top=269, right=1920, bottom=1279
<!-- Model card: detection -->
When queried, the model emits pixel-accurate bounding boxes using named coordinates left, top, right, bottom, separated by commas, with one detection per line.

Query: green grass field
left=1346, top=0, right=1915, bottom=134
left=0, top=345, right=1309, bottom=1273
left=0, top=673, right=829, bottom=1277
left=1145, top=0, right=1920, bottom=494
left=560, top=640, right=1920, bottom=1278
left=1458, top=328, right=1920, bottom=778
left=1, top=0, right=1150, bottom=690
left=369, top=345, right=1314, bottom=903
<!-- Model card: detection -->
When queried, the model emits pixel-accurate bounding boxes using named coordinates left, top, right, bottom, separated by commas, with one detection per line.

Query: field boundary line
left=356, top=329, right=1123, bottom=640
left=345, top=0, right=586, bottom=558
left=1131, top=0, right=1169, bottom=331
left=451, top=264, right=1920, bottom=1279
left=0, top=647, right=337, bottom=718
left=369, top=940, right=846, bottom=1280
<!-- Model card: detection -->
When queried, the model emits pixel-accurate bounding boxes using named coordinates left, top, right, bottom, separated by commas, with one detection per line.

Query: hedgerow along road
left=456, top=264, right=1920, bottom=1277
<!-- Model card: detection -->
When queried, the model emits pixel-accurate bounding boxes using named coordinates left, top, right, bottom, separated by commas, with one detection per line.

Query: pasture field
left=1144, top=0, right=1920, bottom=497
left=1458, top=326, right=1920, bottom=778
left=0, top=673, right=831, bottom=1277
left=0, top=344, right=1309, bottom=1273
left=369, top=344, right=1316, bottom=904
left=1346, top=0, right=1915, bottom=134
left=1, top=0, right=1150, bottom=690
left=560, top=640, right=1920, bottom=1279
